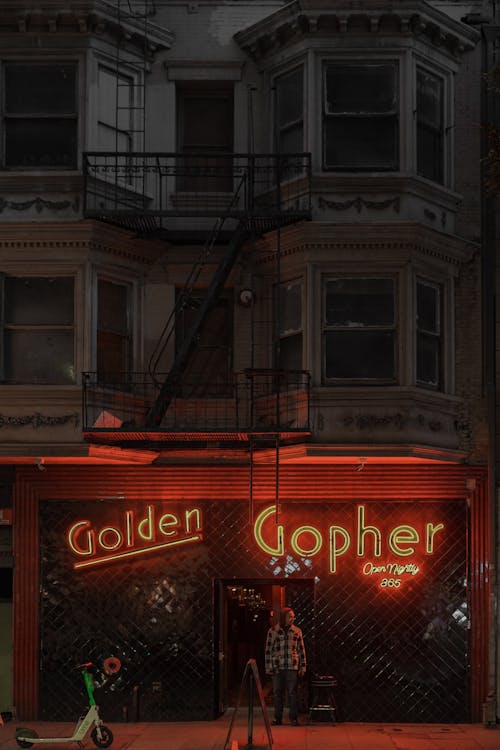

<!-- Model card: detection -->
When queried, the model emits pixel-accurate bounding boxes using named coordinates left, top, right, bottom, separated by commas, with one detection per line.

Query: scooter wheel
left=91, top=725, right=113, bottom=748
left=16, top=727, right=39, bottom=748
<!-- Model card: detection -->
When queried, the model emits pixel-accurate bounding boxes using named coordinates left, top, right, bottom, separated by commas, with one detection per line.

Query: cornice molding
left=0, top=219, right=166, bottom=264
left=0, top=0, right=173, bottom=54
left=234, top=0, right=480, bottom=61
left=252, top=221, right=478, bottom=268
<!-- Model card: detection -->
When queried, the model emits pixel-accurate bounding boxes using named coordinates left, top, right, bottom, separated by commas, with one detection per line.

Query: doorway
left=215, top=578, right=315, bottom=713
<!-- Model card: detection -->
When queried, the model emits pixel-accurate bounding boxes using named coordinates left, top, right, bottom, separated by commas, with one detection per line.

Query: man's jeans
left=272, top=669, right=298, bottom=721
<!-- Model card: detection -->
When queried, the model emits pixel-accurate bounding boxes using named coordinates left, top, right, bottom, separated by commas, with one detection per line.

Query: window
left=175, top=290, right=233, bottom=393
left=323, top=278, right=396, bottom=381
left=177, top=84, right=233, bottom=191
left=97, top=66, right=133, bottom=152
left=0, top=276, right=75, bottom=384
left=97, top=279, right=131, bottom=379
left=416, top=279, right=441, bottom=388
left=416, top=68, right=444, bottom=184
left=274, top=67, right=304, bottom=153
left=4, top=63, right=77, bottom=169
left=277, top=280, right=302, bottom=370
left=323, top=63, right=398, bottom=170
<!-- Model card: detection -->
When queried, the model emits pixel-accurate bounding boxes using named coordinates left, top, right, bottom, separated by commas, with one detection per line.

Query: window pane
left=324, top=116, right=398, bottom=169
left=278, top=334, right=302, bottom=371
left=5, top=278, right=74, bottom=325
left=5, top=331, right=74, bottom=384
left=325, top=65, right=396, bottom=114
left=98, top=67, right=132, bottom=131
left=325, top=330, right=394, bottom=379
left=417, top=333, right=439, bottom=386
left=98, top=280, right=129, bottom=333
left=417, top=69, right=444, bottom=183
left=276, top=68, right=303, bottom=128
left=97, top=280, right=130, bottom=376
left=326, top=279, right=394, bottom=326
left=176, top=292, right=233, bottom=392
left=279, top=125, right=303, bottom=154
left=5, top=119, right=77, bottom=169
left=5, top=64, right=76, bottom=114
left=279, top=282, right=301, bottom=335
left=182, top=96, right=233, bottom=151
left=417, top=282, right=439, bottom=333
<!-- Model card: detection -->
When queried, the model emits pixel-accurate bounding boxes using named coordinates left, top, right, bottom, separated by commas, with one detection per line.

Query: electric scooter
left=16, top=658, right=121, bottom=749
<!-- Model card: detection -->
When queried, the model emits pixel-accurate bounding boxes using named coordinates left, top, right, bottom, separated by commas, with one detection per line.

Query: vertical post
left=275, top=435, right=280, bottom=523
left=247, top=670, right=254, bottom=746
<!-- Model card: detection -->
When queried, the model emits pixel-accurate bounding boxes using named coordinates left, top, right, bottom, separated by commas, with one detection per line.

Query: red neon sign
left=68, top=505, right=203, bottom=570
left=253, top=504, right=444, bottom=588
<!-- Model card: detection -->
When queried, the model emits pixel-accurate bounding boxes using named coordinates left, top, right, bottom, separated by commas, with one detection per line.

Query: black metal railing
left=82, top=369, right=310, bottom=437
left=82, top=152, right=312, bottom=230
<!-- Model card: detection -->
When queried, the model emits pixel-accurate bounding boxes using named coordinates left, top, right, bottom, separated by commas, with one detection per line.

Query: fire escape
left=81, top=0, right=312, bottom=463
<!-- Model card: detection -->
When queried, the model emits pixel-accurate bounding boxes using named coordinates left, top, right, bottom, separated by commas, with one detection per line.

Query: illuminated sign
left=253, top=504, right=444, bottom=587
left=68, top=505, right=203, bottom=570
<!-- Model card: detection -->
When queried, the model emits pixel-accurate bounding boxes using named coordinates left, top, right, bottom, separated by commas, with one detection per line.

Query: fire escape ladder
left=148, top=178, right=246, bottom=380
left=144, top=220, right=248, bottom=427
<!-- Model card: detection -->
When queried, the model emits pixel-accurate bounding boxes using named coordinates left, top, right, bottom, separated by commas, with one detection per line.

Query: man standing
left=265, top=607, right=306, bottom=726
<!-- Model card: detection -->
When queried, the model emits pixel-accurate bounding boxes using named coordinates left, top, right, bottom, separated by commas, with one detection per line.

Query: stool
left=308, top=675, right=337, bottom=725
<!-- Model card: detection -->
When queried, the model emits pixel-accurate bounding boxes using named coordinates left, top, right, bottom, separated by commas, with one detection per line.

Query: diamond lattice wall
left=40, top=497, right=468, bottom=723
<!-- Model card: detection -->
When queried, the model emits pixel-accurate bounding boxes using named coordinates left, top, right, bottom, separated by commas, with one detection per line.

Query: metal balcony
left=82, top=152, right=312, bottom=234
left=82, top=369, right=311, bottom=450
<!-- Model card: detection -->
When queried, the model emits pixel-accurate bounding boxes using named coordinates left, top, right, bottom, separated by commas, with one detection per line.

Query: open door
left=215, top=578, right=315, bottom=713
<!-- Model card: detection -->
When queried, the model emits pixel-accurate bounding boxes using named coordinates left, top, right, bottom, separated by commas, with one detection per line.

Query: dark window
left=417, top=68, right=444, bottom=184
left=97, top=279, right=131, bottom=379
left=1, top=276, right=74, bottom=384
left=4, top=63, right=77, bottom=169
left=275, top=67, right=304, bottom=153
left=175, top=290, right=233, bottom=394
left=323, top=63, right=398, bottom=170
left=324, top=278, right=396, bottom=381
left=277, top=280, right=302, bottom=370
left=177, top=84, right=233, bottom=191
left=97, top=66, right=133, bottom=152
left=416, top=279, right=441, bottom=388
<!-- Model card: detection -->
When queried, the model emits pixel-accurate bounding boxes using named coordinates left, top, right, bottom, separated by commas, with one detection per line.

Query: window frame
left=415, top=276, right=443, bottom=391
left=91, top=268, right=137, bottom=378
left=321, top=275, right=398, bottom=385
left=272, top=65, right=305, bottom=154
left=276, top=278, right=303, bottom=371
left=415, top=62, right=449, bottom=187
left=2, top=60, right=79, bottom=171
left=322, top=60, right=400, bottom=172
left=0, top=272, right=76, bottom=385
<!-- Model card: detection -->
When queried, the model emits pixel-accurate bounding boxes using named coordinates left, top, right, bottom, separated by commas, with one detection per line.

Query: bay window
left=323, top=62, right=399, bottom=171
left=4, top=63, right=77, bottom=170
left=0, top=276, right=75, bottom=384
left=323, top=277, right=396, bottom=382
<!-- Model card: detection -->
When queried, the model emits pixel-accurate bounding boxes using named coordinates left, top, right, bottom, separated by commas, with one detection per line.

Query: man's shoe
left=290, top=719, right=299, bottom=726
left=271, top=719, right=282, bottom=725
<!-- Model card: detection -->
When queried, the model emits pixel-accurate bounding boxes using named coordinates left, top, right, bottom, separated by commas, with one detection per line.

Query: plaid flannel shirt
left=265, top=623, right=306, bottom=674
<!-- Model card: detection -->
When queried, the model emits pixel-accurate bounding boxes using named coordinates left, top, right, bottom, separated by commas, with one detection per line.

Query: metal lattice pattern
left=40, top=498, right=468, bottom=723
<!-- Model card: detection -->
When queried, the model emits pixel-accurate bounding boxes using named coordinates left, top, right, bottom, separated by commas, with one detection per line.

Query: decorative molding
left=340, top=413, right=444, bottom=433
left=319, top=195, right=400, bottom=213
left=0, top=196, right=80, bottom=213
left=0, top=412, right=79, bottom=429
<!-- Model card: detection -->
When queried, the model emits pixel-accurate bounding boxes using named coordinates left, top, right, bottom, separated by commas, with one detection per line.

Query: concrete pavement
left=1, top=715, right=500, bottom=750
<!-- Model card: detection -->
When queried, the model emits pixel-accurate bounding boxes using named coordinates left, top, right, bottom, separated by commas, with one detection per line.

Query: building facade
left=0, top=0, right=497, bottom=725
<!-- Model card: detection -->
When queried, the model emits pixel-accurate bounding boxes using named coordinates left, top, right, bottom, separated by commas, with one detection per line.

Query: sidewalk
left=1, top=716, right=500, bottom=750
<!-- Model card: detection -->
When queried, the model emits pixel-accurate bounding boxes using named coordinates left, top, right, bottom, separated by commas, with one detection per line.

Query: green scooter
left=16, top=658, right=120, bottom=749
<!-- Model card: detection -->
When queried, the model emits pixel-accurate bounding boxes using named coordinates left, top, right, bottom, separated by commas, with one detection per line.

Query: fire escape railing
left=82, top=369, right=311, bottom=443
left=82, top=151, right=312, bottom=231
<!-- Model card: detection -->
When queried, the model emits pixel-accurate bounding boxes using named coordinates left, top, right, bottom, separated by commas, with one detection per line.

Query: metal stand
left=308, top=675, right=338, bottom=725
left=223, top=658, right=273, bottom=750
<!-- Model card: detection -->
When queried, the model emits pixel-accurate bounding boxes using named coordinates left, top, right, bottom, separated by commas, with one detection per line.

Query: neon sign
left=253, top=504, right=444, bottom=584
left=68, top=505, right=203, bottom=570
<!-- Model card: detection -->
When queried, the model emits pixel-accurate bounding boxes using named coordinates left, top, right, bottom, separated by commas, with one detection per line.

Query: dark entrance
left=215, top=578, right=315, bottom=714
